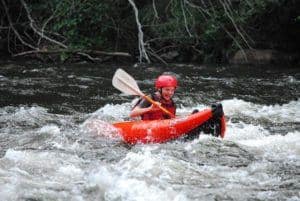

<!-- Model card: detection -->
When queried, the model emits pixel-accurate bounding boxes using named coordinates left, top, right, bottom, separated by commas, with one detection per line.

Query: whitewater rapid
left=0, top=98, right=299, bottom=201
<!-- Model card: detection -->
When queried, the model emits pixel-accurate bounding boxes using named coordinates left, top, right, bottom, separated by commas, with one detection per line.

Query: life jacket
left=134, top=93, right=176, bottom=120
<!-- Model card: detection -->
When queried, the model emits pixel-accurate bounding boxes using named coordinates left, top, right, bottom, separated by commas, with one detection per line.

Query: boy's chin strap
left=157, top=88, right=167, bottom=101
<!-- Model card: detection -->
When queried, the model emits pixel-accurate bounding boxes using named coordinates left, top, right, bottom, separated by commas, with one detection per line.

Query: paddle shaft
left=116, top=77, right=175, bottom=118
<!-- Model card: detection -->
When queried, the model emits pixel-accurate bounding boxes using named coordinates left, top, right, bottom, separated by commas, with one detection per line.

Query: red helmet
left=155, top=75, right=178, bottom=89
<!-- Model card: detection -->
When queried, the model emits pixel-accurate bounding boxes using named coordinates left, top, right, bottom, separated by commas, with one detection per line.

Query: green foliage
left=29, top=0, right=127, bottom=50
left=60, top=51, right=69, bottom=62
left=3, top=0, right=297, bottom=62
left=51, top=0, right=110, bottom=49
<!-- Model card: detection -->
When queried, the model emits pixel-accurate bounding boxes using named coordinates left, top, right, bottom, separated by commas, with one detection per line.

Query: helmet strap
left=158, top=88, right=169, bottom=101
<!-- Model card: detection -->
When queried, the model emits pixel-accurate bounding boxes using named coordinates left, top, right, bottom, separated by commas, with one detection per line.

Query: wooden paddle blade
left=112, top=68, right=141, bottom=96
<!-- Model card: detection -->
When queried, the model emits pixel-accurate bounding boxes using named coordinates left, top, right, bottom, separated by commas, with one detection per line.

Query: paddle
left=112, top=68, right=175, bottom=118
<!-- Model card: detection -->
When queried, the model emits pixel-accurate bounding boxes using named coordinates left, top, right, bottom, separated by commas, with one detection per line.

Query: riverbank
left=1, top=1, right=300, bottom=65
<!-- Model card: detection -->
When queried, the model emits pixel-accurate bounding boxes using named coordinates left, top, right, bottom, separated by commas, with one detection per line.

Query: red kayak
left=113, top=105, right=226, bottom=144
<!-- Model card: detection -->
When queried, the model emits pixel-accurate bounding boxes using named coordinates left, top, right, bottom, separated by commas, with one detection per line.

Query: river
left=0, top=61, right=299, bottom=201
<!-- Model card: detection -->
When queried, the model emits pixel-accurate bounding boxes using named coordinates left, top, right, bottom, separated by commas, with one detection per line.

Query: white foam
left=222, top=99, right=300, bottom=123
left=4, top=149, right=83, bottom=169
left=224, top=120, right=270, bottom=141
left=81, top=119, right=122, bottom=140
left=0, top=183, right=18, bottom=201
left=58, top=165, right=83, bottom=178
left=176, top=104, right=207, bottom=115
left=87, top=148, right=189, bottom=201
left=218, top=161, right=281, bottom=187
left=0, top=106, right=52, bottom=127
left=237, top=131, right=300, bottom=159
left=285, top=75, right=299, bottom=84
left=88, top=103, right=131, bottom=121
left=4, top=149, right=26, bottom=162
left=14, top=106, right=49, bottom=118
left=38, top=125, right=60, bottom=135
left=118, top=149, right=158, bottom=174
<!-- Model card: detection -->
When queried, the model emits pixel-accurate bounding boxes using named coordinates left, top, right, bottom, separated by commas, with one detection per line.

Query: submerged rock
left=160, top=51, right=179, bottom=61
left=230, top=49, right=299, bottom=65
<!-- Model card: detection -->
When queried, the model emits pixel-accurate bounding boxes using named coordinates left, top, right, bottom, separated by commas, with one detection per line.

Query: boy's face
left=161, top=87, right=175, bottom=101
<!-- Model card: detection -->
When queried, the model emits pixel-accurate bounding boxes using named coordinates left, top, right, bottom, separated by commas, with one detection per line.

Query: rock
left=160, top=51, right=179, bottom=61
left=230, top=49, right=299, bottom=65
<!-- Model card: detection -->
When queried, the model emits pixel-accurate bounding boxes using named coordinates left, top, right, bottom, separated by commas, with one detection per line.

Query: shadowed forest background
left=0, top=0, right=299, bottom=64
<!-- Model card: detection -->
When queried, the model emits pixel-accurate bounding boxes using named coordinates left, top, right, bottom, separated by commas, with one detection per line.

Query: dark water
left=0, top=61, right=299, bottom=201
left=1, top=62, right=298, bottom=112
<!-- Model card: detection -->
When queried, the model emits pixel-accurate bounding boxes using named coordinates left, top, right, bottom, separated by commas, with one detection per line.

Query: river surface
left=0, top=61, right=299, bottom=201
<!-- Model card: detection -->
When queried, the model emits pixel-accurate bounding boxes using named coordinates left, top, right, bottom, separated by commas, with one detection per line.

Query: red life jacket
left=141, top=93, right=176, bottom=120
